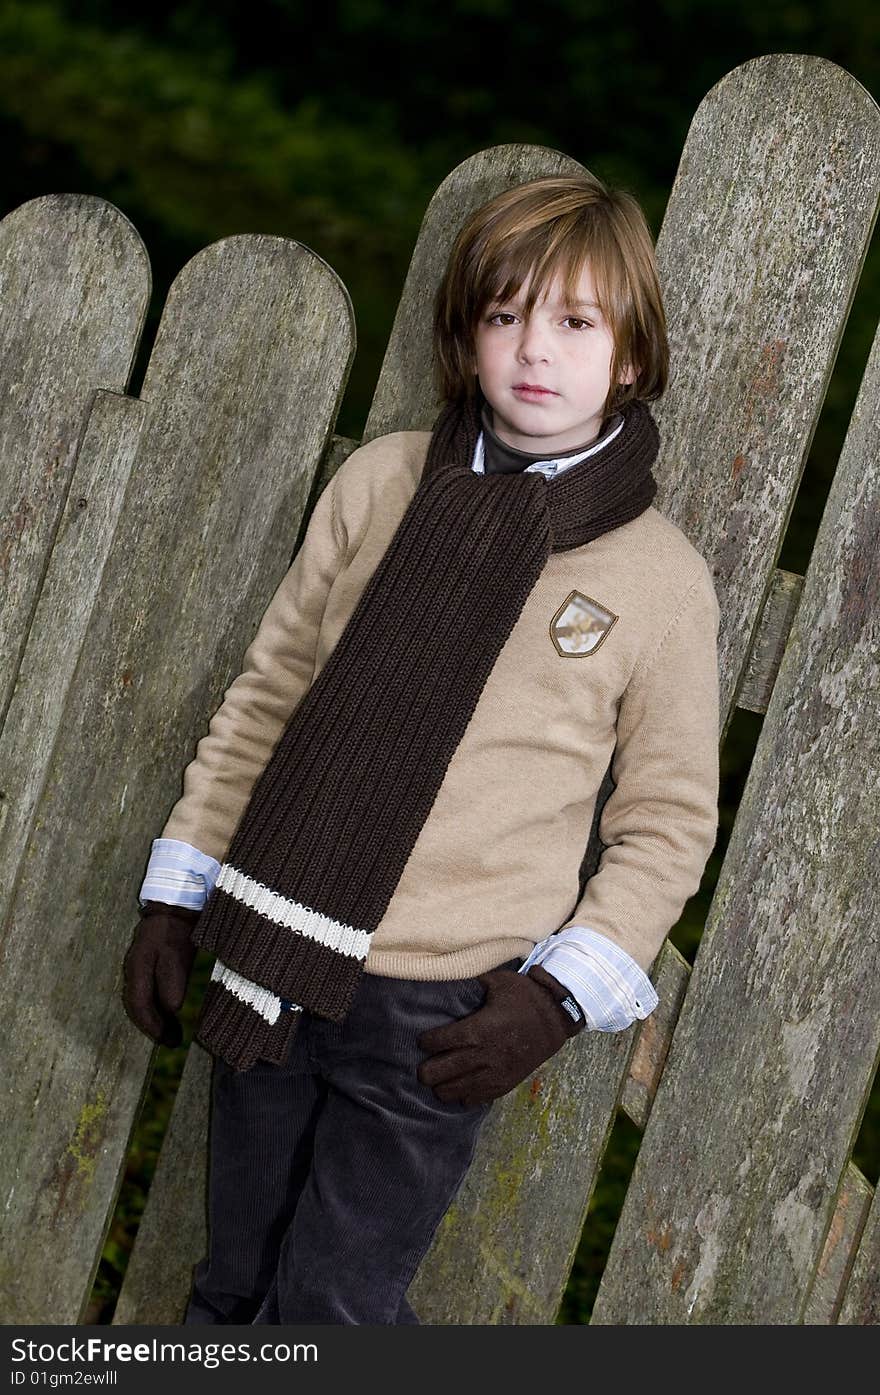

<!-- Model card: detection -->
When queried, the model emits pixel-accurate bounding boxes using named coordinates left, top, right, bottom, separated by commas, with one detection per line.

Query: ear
left=618, top=361, right=637, bottom=387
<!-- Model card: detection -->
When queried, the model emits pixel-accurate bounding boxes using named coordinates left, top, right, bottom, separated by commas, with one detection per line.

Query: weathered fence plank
left=836, top=1174, right=880, bottom=1324
left=735, top=569, right=804, bottom=714
left=591, top=308, right=880, bottom=1324
left=0, top=390, right=146, bottom=914
left=0, top=229, right=354, bottom=1323
left=112, top=1044, right=212, bottom=1325
left=805, top=1163, right=874, bottom=1323
left=410, top=53, right=880, bottom=1325
left=619, top=943, right=690, bottom=1131
left=647, top=52, right=880, bottom=735
left=0, top=194, right=149, bottom=729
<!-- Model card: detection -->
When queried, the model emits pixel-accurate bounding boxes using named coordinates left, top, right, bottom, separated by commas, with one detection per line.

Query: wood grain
left=592, top=283, right=880, bottom=1325
left=0, top=225, right=353, bottom=1323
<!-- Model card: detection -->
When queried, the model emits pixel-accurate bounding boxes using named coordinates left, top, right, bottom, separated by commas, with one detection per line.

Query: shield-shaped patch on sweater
left=550, top=590, right=619, bottom=656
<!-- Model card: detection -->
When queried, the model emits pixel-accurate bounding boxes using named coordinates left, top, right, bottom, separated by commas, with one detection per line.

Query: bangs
left=474, top=214, right=622, bottom=332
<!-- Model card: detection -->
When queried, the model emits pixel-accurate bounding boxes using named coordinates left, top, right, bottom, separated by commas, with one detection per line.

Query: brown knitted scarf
left=190, top=388, right=659, bottom=1069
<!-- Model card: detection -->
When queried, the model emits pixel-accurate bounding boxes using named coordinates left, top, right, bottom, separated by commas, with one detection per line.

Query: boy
left=123, top=173, right=720, bottom=1325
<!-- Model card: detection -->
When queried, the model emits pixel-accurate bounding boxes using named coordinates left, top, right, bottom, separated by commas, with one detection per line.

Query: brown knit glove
left=416, top=964, right=586, bottom=1108
left=122, top=901, right=201, bottom=1048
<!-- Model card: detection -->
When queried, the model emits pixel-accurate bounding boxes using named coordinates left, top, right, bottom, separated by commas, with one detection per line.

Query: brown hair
left=432, top=172, right=668, bottom=420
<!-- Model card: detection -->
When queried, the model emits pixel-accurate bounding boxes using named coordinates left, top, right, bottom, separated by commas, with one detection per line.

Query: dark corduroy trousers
left=183, top=957, right=521, bottom=1325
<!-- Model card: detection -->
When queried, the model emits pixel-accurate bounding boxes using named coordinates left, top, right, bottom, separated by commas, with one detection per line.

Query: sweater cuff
left=517, top=925, right=659, bottom=1032
left=139, top=837, right=221, bottom=912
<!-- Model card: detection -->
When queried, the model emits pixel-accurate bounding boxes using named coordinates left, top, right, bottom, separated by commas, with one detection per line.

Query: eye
left=564, top=316, right=593, bottom=330
left=487, top=312, right=517, bottom=325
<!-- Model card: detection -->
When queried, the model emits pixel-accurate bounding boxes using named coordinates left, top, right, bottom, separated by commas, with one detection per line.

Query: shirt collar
left=472, top=400, right=625, bottom=479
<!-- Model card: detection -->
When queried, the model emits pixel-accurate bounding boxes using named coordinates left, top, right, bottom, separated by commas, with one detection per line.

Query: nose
left=516, top=318, right=551, bottom=364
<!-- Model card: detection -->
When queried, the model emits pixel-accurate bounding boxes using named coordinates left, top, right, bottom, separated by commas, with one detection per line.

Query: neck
left=480, top=400, right=617, bottom=475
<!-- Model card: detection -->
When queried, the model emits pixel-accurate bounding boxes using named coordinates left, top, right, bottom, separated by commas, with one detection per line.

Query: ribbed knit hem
left=364, top=938, right=533, bottom=980
left=194, top=977, right=302, bottom=1072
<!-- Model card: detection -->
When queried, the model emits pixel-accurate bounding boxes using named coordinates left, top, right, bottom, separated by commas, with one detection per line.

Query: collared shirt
left=140, top=407, right=660, bottom=1033
left=475, top=401, right=626, bottom=479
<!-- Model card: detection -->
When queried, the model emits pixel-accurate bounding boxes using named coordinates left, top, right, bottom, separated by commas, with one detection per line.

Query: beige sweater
left=159, top=429, right=721, bottom=980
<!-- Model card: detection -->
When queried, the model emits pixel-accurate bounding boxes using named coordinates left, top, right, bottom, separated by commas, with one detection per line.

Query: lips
left=513, top=383, right=556, bottom=396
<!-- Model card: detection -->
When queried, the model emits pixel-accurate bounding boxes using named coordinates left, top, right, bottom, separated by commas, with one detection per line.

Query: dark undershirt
left=480, top=401, right=622, bottom=475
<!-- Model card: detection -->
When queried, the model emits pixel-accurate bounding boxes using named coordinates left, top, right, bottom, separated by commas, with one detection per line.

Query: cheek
left=597, top=333, right=617, bottom=369
left=572, top=339, right=613, bottom=375
left=474, top=336, right=502, bottom=376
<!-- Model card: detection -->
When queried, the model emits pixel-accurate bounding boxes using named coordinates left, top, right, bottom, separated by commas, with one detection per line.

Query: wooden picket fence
left=1, top=53, right=878, bottom=1325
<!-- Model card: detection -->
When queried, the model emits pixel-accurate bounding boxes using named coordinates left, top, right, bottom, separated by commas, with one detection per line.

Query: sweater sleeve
left=555, top=568, right=721, bottom=976
left=155, top=468, right=347, bottom=865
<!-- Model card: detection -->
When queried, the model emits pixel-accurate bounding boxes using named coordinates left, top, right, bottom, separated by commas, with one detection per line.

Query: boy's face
left=472, top=262, right=633, bottom=454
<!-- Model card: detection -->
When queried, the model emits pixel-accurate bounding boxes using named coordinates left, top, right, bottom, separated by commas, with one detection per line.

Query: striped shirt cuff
left=518, top=926, right=659, bottom=1032
left=139, top=837, right=222, bottom=912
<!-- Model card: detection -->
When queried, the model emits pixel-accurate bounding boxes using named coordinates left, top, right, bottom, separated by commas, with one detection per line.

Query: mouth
left=512, top=384, right=557, bottom=399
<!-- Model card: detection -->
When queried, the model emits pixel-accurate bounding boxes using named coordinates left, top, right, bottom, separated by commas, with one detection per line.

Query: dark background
left=1, top=0, right=877, bottom=1324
